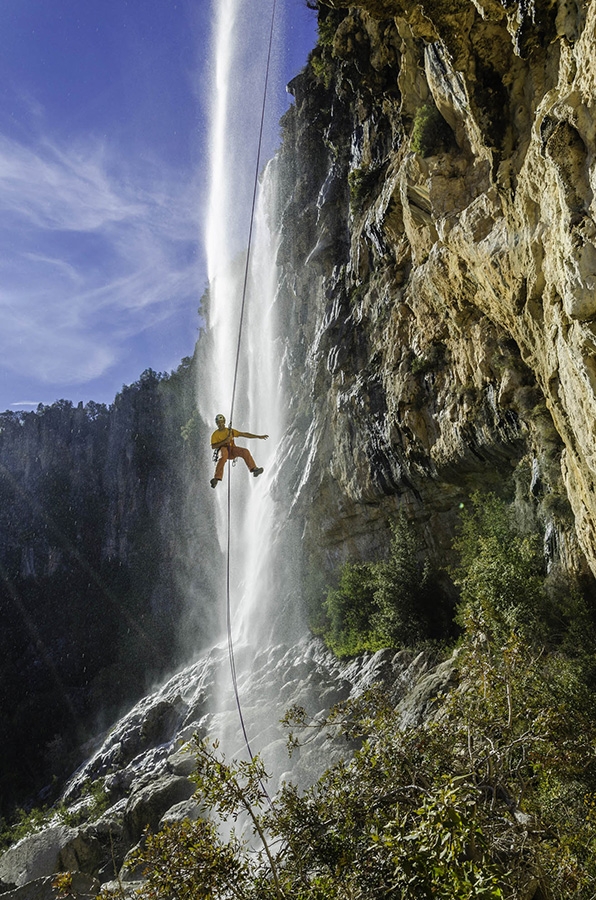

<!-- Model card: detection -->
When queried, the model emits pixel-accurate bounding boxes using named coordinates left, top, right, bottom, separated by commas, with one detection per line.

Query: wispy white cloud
left=0, top=131, right=202, bottom=388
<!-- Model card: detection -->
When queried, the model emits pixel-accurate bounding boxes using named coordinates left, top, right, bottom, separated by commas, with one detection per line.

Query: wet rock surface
left=0, top=638, right=450, bottom=891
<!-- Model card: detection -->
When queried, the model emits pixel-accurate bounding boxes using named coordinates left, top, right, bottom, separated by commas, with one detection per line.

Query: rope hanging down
left=225, top=0, right=278, bottom=769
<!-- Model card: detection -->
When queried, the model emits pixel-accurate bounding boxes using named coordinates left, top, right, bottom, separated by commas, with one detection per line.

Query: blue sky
left=0, top=0, right=317, bottom=412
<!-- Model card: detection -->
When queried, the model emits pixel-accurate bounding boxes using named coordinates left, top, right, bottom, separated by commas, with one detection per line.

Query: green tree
left=320, top=515, right=445, bottom=656
left=323, top=562, right=382, bottom=656
left=452, top=492, right=546, bottom=641
left=372, top=515, right=438, bottom=646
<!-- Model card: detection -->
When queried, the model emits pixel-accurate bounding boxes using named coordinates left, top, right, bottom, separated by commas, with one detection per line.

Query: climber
left=210, top=414, right=268, bottom=488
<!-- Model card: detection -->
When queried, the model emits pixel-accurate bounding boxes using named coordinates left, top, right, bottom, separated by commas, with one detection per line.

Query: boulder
left=166, top=746, right=196, bottom=777
left=122, top=775, right=195, bottom=844
left=158, top=800, right=203, bottom=827
left=0, top=873, right=99, bottom=900
left=0, top=827, right=76, bottom=888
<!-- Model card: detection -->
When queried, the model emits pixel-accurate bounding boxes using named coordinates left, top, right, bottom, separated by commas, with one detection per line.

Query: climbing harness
left=212, top=428, right=237, bottom=465
left=222, top=0, right=278, bottom=773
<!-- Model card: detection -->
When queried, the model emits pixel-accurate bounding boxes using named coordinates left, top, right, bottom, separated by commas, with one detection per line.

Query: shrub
left=410, top=102, right=453, bottom=157
left=451, top=492, right=546, bottom=641
left=131, top=657, right=596, bottom=900
left=318, top=515, right=446, bottom=656
left=309, top=49, right=333, bottom=89
left=324, top=563, right=382, bottom=656
left=373, top=516, right=439, bottom=646
left=348, top=166, right=378, bottom=214
left=126, top=819, right=248, bottom=900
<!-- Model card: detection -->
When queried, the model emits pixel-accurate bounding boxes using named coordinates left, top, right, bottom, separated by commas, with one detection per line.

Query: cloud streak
left=0, top=131, right=202, bottom=389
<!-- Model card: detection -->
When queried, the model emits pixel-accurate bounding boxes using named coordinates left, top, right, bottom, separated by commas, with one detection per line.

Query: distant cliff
left=274, top=0, right=596, bottom=589
left=0, top=360, right=217, bottom=810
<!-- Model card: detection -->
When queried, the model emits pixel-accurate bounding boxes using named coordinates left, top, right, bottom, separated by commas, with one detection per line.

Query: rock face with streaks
left=273, top=0, right=596, bottom=585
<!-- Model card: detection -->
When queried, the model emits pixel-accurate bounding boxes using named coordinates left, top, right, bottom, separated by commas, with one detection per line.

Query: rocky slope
left=275, top=0, right=596, bottom=586
left=0, top=638, right=453, bottom=899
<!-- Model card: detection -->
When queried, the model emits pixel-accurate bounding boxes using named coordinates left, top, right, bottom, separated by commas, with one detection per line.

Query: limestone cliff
left=273, top=0, right=596, bottom=586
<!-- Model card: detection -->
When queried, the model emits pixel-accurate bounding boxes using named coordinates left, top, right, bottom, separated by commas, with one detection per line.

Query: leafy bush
left=319, top=515, right=447, bottom=656
left=348, top=166, right=378, bottom=214
left=410, top=102, right=454, bottom=157
left=317, top=14, right=337, bottom=48
left=310, top=50, right=333, bottom=89
left=126, top=819, right=247, bottom=900
left=129, top=646, right=596, bottom=899
left=0, top=805, right=51, bottom=852
left=451, top=492, right=546, bottom=641
left=372, top=517, right=439, bottom=646
left=323, top=562, right=384, bottom=656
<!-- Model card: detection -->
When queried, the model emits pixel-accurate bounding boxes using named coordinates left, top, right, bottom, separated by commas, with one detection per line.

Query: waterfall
left=198, top=0, right=296, bottom=762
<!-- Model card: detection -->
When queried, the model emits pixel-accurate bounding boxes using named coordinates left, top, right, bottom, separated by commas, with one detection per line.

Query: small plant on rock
left=410, top=102, right=454, bottom=157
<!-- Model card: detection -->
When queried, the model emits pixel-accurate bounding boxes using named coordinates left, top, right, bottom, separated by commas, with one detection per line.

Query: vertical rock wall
left=273, top=0, right=596, bottom=584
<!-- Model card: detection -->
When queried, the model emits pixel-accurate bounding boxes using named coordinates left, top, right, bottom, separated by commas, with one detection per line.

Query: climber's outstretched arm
left=235, top=431, right=268, bottom=440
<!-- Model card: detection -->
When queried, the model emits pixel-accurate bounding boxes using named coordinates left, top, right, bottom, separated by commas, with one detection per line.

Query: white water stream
left=198, top=0, right=291, bottom=761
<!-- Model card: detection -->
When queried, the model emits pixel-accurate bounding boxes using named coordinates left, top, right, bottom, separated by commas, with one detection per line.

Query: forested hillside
left=0, top=359, right=216, bottom=810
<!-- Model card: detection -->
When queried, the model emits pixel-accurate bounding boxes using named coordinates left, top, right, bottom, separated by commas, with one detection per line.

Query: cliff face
left=0, top=361, right=217, bottom=809
left=275, top=0, right=596, bottom=583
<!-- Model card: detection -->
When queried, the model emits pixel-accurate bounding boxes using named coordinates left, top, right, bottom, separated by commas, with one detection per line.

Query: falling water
left=198, top=0, right=294, bottom=761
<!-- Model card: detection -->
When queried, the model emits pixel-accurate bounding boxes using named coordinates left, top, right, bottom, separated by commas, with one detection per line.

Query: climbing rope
left=224, top=0, right=278, bottom=771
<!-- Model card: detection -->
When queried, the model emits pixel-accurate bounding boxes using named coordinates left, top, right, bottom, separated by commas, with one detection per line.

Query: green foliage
left=446, top=608, right=596, bottom=897
left=126, top=491, right=596, bottom=898
left=319, top=515, right=447, bottom=656
left=0, top=778, right=111, bottom=850
left=323, top=562, right=384, bottom=656
left=317, top=14, right=337, bottom=48
left=131, top=656, right=596, bottom=899
left=308, top=8, right=342, bottom=89
left=347, top=167, right=378, bottom=214
left=410, top=102, right=453, bottom=157
left=310, top=50, right=333, bottom=89
left=372, top=517, right=439, bottom=647
left=60, top=778, right=110, bottom=827
left=0, top=805, right=52, bottom=851
left=452, top=492, right=546, bottom=641
left=52, top=872, right=74, bottom=899
left=127, top=819, right=248, bottom=900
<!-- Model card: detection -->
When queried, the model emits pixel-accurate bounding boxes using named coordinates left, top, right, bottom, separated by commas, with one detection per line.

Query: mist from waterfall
left=198, top=0, right=299, bottom=759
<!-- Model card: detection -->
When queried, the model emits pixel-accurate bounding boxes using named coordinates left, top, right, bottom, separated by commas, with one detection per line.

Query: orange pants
left=214, top=445, right=256, bottom=481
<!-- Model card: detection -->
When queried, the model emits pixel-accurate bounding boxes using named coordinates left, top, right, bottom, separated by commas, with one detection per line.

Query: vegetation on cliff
left=314, top=514, right=452, bottom=656
left=119, top=492, right=596, bottom=899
